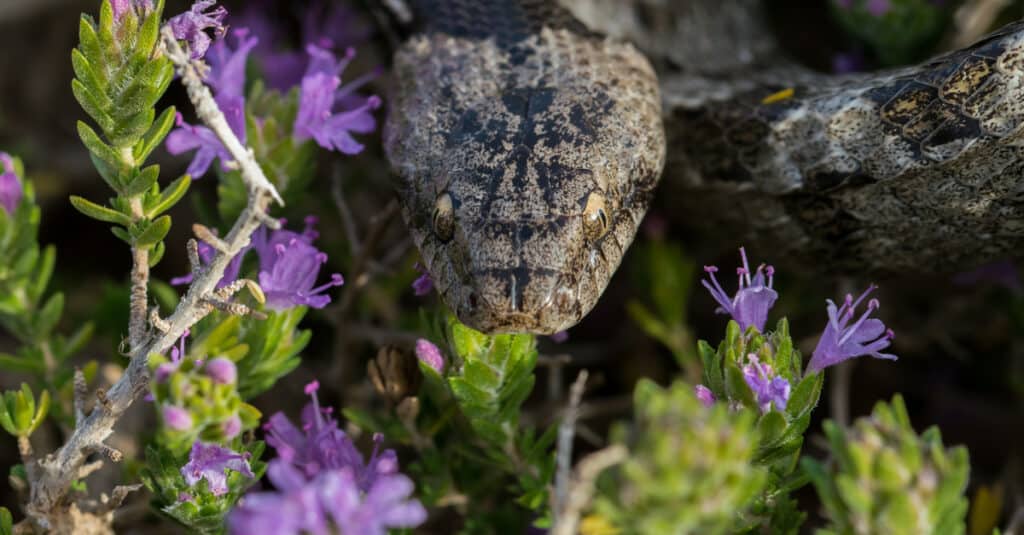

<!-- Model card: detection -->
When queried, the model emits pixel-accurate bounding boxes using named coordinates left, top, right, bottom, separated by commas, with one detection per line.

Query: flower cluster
left=742, top=355, right=790, bottom=413
left=168, top=0, right=228, bottom=60
left=696, top=247, right=897, bottom=415
left=0, top=152, right=22, bottom=214
left=228, top=381, right=426, bottom=534
left=166, top=4, right=380, bottom=179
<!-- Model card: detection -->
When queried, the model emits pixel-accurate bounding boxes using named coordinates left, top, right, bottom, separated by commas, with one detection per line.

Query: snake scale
left=382, top=0, right=1024, bottom=334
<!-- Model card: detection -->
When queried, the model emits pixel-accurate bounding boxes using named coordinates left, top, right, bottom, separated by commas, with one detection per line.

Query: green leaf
left=134, top=9, right=161, bottom=59
left=77, top=18, right=104, bottom=83
left=77, top=121, right=125, bottom=176
left=111, top=226, right=131, bottom=244
left=149, top=240, right=165, bottom=267
left=0, top=506, right=12, bottom=535
left=34, top=293, right=64, bottom=339
left=71, top=79, right=115, bottom=134
left=757, top=410, right=787, bottom=446
left=110, top=107, right=155, bottom=148
left=29, top=245, right=56, bottom=302
left=0, top=353, right=44, bottom=374
left=787, top=372, right=824, bottom=419
left=69, top=195, right=132, bottom=225
left=134, top=106, right=175, bottom=163
left=123, top=164, right=160, bottom=197
left=131, top=215, right=171, bottom=248
left=145, top=175, right=191, bottom=218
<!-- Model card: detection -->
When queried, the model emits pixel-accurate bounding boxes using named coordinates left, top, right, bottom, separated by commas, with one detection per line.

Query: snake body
left=384, top=0, right=1024, bottom=334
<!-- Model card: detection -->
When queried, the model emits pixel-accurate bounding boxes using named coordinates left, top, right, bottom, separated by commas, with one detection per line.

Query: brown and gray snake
left=381, top=0, right=1024, bottom=334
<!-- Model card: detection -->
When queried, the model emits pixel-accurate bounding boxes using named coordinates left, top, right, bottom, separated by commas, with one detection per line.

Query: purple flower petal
left=168, top=0, right=228, bottom=60
left=701, top=247, right=778, bottom=332
left=808, top=285, right=898, bottom=372
left=0, top=152, right=23, bottom=214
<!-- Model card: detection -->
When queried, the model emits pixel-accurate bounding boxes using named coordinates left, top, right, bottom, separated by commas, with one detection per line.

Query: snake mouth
left=454, top=269, right=576, bottom=335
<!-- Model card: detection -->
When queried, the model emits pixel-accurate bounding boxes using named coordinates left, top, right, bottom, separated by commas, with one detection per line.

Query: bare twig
left=20, top=27, right=282, bottom=531
left=553, top=370, right=588, bottom=523
left=550, top=444, right=628, bottom=535
left=331, top=170, right=362, bottom=256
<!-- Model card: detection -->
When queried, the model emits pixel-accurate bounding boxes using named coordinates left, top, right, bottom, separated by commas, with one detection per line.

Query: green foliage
left=141, top=440, right=266, bottom=535
left=71, top=0, right=187, bottom=259
left=593, top=379, right=768, bottom=534
left=698, top=319, right=822, bottom=532
left=0, top=157, right=94, bottom=426
left=446, top=316, right=538, bottom=445
left=0, top=383, right=50, bottom=437
left=626, top=239, right=698, bottom=373
left=0, top=506, right=11, bottom=535
left=188, top=308, right=312, bottom=400
left=803, top=394, right=971, bottom=535
left=829, top=0, right=953, bottom=66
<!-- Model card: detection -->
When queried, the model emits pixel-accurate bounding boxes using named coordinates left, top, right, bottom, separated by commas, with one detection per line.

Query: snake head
left=384, top=25, right=665, bottom=334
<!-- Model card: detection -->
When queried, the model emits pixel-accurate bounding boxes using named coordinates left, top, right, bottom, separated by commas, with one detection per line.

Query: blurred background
left=0, top=0, right=1022, bottom=532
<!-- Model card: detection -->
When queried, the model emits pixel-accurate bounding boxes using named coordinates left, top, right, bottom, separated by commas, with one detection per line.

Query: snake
left=382, top=0, right=1024, bottom=334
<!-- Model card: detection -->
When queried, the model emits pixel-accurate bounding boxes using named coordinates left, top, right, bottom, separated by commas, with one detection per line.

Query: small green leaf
left=756, top=409, right=787, bottom=446
left=77, top=18, right=104, bottom=81
left=131, top=215, right=171, bottom=248
left=110, top=107, right=155, bottom=148
left=77, top=121, right=125, bottom=176
left=70, top=49, right=107, bottom=102
left=34, top=293, right=64, bottom=339
left=71, top=79, right=115, bottom=134
left=124, top=165, right=160, bottom=197
left=0, top=354, right=44, bottom=374
left=149, top=240, right=165, bottom=267
left=134, top=106, right=176, bottom=162
left=145, top=175, right=191, bottom=217
left=29, top=245, right=56, bottom=302
left=69, top=195, right=132, bottom=225
left=0, top=505, right=12, bottom=535
left=111, top=226, right=132, bottom=244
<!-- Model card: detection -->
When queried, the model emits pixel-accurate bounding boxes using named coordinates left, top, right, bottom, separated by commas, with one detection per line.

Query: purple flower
left=807, top=285, right=898, bottom=373
left=549, top=330, right=569, bottom=344
left=228, top=461, right=426, bottom=535
left=223, top=415, right=243, bottom=439
left=695, top=384, right=716, bottom=407
left=414, top=339, right=445, bottom=374
left=0, top=152, right=22, bottom=214
left=294, top=44, right=382, bottom=154
left=111, top=0, right=153, bottom=24
left=155, top=329, right=191, bottom=383
left=742, top=355, right=791, bottom=413
left=205, top=357, right=237, bottom=384
left=252, top=216, right=320, bottom=273
left=263, top=381, right=398, bottom=490
left=181, top=441, right=254, bottom=496
left=412, top=262, right=433, bottom=296
left=258, top=239, right=343, bottom=310
left=162, top=405, right=193, bottom=431
left=165, top=29, right=256, bottom=179
left=701, top=247, right=778, bottom=333
left=235, top=0, right=373, bottom=91
left=165, top=113, right=233, bottom=179
left=168, top=0, right=228, bottom=60
left=866, top=0, right=890, bottom=16
left=169, top=237, right=245, bottom=288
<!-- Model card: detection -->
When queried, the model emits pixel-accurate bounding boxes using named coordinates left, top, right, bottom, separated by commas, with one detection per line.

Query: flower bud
left=162, top=405, right=193, bottom=431
left=414, top=339, right=445, bottom=374
left=205, top=357, right=237, bottom=384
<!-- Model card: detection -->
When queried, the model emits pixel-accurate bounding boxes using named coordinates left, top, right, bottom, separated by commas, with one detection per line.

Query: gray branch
left=20, top=26, right=283, bottom=532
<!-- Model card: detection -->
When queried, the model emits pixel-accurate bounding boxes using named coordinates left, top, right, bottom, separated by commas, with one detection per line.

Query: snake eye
left=432, top=192, right=455, bottom=242
left=582, top=192, right=610, bottom=241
